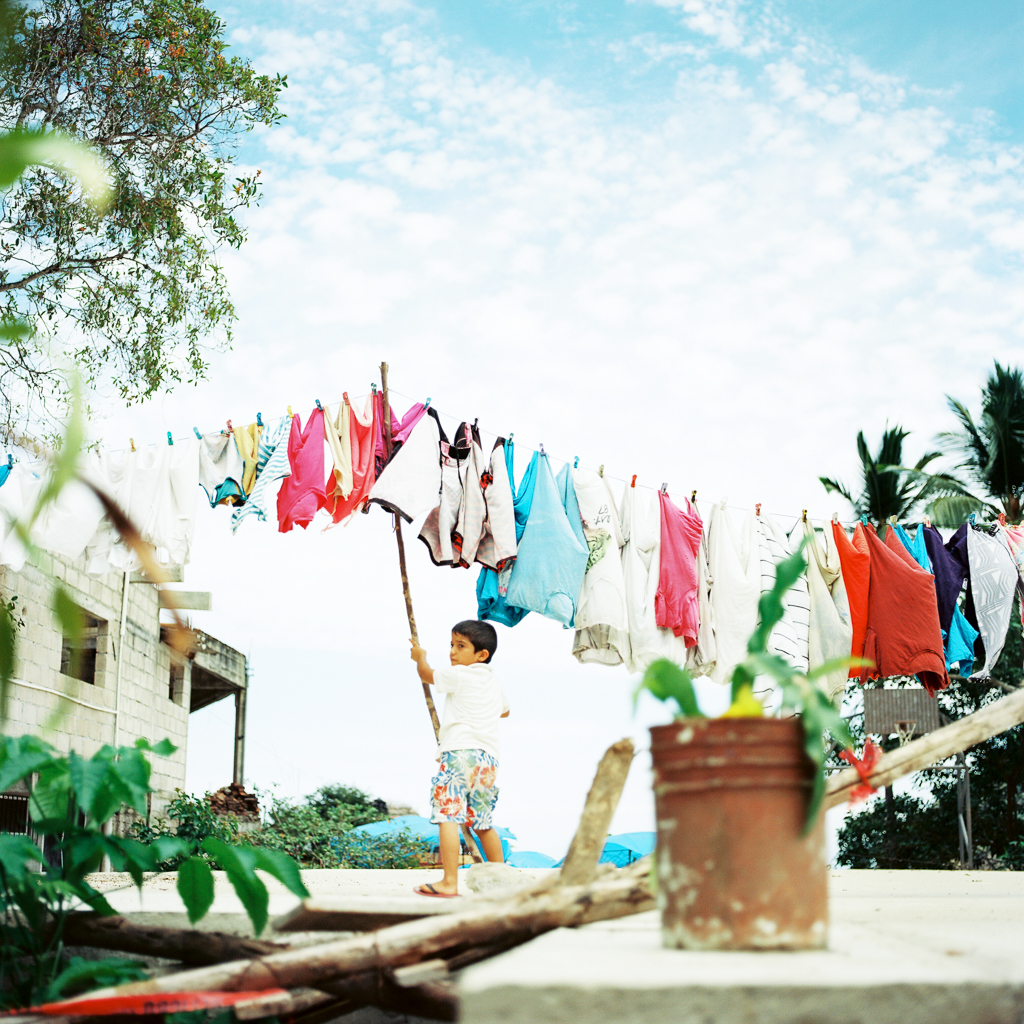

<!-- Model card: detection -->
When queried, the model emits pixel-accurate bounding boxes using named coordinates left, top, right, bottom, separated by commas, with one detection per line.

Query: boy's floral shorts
left=430, top=749, right=499, bottom=829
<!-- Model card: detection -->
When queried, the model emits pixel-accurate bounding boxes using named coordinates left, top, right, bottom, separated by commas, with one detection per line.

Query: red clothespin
left=225, top=419, right=233, bottom=434
left=755, top=503, right=761, bottom=516
left=630, top=474, right=637, bottom=488
left=838, top=739, right=882, bottom=805
left=999, top=512, right=1007, bottom=527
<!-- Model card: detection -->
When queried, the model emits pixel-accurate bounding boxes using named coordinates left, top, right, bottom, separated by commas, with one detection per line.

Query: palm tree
left=933, top=362, right=1024, bottom=525
left=820, top=426, right=953, bottom=529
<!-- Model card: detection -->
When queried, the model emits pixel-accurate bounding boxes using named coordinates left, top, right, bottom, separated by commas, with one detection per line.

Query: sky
left=87, top=0, right=1024, bottom=861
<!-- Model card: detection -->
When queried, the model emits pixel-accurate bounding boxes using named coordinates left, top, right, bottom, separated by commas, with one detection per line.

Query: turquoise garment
left=0, top=457, right=11, bottom=488
left=895, top=523, right=932, bottom=572
left=504, top=453, right=589, bottom=628
left=896, top=523, right=976, bottom=674
left=477, top=444, right=538, bottom=627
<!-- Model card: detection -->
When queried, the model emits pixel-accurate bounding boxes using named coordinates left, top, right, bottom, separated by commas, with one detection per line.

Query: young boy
left=409, top=619, right=509, bottom=897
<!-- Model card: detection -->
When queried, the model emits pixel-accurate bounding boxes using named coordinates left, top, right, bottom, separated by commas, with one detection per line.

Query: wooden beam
left=159, top=590, right=212, bottom=611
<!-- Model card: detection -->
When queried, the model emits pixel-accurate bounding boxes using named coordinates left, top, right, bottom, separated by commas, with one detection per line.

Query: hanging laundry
left=233, top=421, right=262, bottom=496
left=391, top=402, right=428, bottom=450
left=0, top=456, right=12, bottom=488
left=419, top=421, right=471, bottom=566
left=453, top=423, right=489, bottom=568
left=899, top=523, right=978, bottom=676
left=475, top=437, right=517, bottom=573
left=965, top=520, right=1022, bottom=679
left=503, top=453, right=588, bottom=628
left=619, top=482, right=690, bottom=673
left=655, top=491, right=702, bottom=646
left=832, top=521, right=871, bottom=678
left=368, top=408, right=443, bottom=522
left=477, top=442, right=536, bottom=627
left=755, top=510, right=810, bottom=673
left=83, top=446, right=137, bottom=572
left=372, top=392, right=401, bottom=478
left=572, top=467, right=629, bottom=667
left=198, top=430, right=245, bottom=507
left=232, top=414, right=291, bottom=533
left=324, top=399, right=354, bottom=503
left=32, top=453, right=106, bottom=563
left=859, top=526, right=948, bottom=695
left=799, top=519, right=852, bottom=702
left=330, top=394, right=377, bottom=525
left=923, top=524, right=968, bottom=633
left=706, top=499, right=760, bottom=687
left=277, top=406, right=329, bottom=533
left=684, top=527, right=716, bottom=678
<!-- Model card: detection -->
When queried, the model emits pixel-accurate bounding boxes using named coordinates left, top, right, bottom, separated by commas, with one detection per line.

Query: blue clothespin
left=968, top=512, right=977, bottom=526
left=425, top=397, right=431, bottom=409
left=539, top=442, right=546, bottom=455
left=193, top=427, right=202, bottom=440
left=315, top=399, right=322, bottom=411
left=6, top=453, right=12, bottom=467
left=257, top=413, right=263, bottom=427
left=860, top=514, right=869, bottom=525
left=371, top=383, right=377, bottom=395
left=508, top=432, right=513, bottom=442
left=574, top=456, right=579, bottom=469
left=167, top=432, right=174, bottom=445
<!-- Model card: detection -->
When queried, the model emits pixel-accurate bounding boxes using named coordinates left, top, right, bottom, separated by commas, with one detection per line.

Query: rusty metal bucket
left=650, top=717, right=828, bottom=950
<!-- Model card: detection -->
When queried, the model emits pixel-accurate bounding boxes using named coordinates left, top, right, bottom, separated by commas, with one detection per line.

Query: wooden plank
left=272, top=896, right=462, bottom=933
left=825, top=685, right=1024, bottom=810
left=159, top=590, right=212, bottom=611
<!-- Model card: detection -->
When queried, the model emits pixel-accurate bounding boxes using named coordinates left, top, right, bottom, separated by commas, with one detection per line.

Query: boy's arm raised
left=409, top=639, right=434, bottom=685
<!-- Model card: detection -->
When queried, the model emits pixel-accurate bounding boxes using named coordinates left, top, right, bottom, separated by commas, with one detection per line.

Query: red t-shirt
left=832, top=521, right=870, bottom=677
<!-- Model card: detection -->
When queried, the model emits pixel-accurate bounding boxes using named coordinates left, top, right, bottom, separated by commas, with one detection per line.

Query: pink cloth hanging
left=277, top=407, right=329, bottom=532
left=655, top=490, right=703, bottom=646
left=330, top=393, right=377, bottom=524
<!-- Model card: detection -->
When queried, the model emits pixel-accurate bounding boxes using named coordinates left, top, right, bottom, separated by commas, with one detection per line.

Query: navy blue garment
left=477, top=443, right=538, bottom=627
left=944, top=524, right=983, bottom=666
left=923, top=525, right=967, bottom=633
left=504, top=453, right=588, bottom=628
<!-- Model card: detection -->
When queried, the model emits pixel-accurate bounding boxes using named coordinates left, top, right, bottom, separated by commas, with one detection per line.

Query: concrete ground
left=460, top=869, right=1024, bottom=1024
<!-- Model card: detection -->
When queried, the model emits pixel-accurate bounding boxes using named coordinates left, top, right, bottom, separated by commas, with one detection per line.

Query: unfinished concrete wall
left=0, top=551, right=190, bottom=826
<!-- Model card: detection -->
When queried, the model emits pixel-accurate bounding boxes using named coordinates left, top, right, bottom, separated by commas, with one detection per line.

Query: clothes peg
left=802, top=509, right=807, bottom=522
left=6, top=453, right=12, bottom=467
left=888, top=514, right=897, bottom=525
left=631, top=474, right=637, bottom=488
left=968, top=512, right=977, bottom=525
left=371, top=383, right=377, bottom=395
left=167, top=432, right=174, bottom=445
left=425, top=397, right=432, bottom=409
left=473, top=418, right=479, bottom=431
left=660, top=482, right=668, bottom=494
left=860, top=514, right=869, bottom=525
left=508, top=432, right=513, bottom=441
left=998, top=512, right=1007, bottom=527
left=923, top=515, right=931, bottom=527
left=257, top=412, right=263, bottom=427
left=225, top=419, right=233, bottom=434
left=755, top=503, right=761, bottom=516
left=287, top=405, right=294, bottom=419
left=539, top=443, right=546, bottom=455
left=130, top=438, right=136, bottom=452
left=598, top=464, right=604, bottom=477
left=832, top=512, right=839, bottom=523
left=691, top=490, right=697, bottom=505
left=574, top=456, right=579, bottom=469
left=193, top=427, right=202, bottom=440
left=315, top=399, right=322, bottom=412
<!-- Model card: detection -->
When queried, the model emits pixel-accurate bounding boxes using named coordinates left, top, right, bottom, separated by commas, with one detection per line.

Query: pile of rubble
left=206, top=783, right=260, bottom=823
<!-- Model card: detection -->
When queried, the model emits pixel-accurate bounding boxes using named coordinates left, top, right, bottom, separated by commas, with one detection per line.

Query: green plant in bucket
left=637, top=539, right=866, bottom=828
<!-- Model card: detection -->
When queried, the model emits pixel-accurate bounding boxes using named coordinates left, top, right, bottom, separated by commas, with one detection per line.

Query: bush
left=130, top=790, right=240, bottom=869
left=330, top=830, right=433, bottom=869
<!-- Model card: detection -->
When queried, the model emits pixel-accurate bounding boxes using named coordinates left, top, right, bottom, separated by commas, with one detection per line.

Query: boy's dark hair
left=452, top=619, right=498, bottom=663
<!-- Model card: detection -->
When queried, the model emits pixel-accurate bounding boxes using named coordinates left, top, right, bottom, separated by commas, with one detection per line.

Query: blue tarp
left=553, top=831, right=656, bottom=868
left=506, top=850, right=557, bottom=868
left=352, top=815, right=516, bottom=858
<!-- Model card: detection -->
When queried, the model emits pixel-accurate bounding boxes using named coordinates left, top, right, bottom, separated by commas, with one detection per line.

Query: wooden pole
left=379, top=361, right=440, bottom=740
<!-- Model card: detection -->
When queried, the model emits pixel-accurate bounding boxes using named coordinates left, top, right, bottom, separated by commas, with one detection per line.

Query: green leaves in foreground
left=175, top=839, right=310, bottom=935
left=635, top=659, right=704, bottom=718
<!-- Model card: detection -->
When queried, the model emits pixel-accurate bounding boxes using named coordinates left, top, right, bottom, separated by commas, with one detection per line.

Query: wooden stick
left=558, top=738, right=634, bottom=886
left=379, top=360, right=440, bottom=740
left=58, top=914, right=291, bottom=965
left=233, top=987, right=336, bottom=1021
left=62, top=860, right=653, bottom=1004
left=825, top=685, right=1024, bottom=810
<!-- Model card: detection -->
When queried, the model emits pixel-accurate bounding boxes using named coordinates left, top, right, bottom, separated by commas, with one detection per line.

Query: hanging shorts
left=430, top=749, right=500, bottom=829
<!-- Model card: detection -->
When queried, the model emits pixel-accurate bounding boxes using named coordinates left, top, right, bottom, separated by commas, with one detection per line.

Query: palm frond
left=925, top=494, right=996, bottom=528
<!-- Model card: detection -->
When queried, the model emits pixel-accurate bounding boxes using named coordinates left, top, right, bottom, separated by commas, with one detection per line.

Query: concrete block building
left=0, top=550, right=246, bottom=835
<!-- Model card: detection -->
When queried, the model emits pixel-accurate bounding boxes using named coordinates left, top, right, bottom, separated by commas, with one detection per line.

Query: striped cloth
left=231, top=415, right=292, bottom=533
left=756, top=511, right=810, bottom=675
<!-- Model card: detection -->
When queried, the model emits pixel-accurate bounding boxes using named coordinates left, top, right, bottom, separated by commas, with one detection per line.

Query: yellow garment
left=233, top=422, right=262, bottom=495
left=324, top=398, right=354, bottom=500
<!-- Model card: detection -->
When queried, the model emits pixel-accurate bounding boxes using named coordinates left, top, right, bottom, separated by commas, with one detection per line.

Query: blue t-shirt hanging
left=477, top=443, right=537, bottom=627
left=504, top=453, right=589, bottom=628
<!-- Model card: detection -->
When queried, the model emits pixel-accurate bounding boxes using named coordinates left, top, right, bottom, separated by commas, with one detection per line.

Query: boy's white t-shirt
left=433, top=663, right=509, bottom=760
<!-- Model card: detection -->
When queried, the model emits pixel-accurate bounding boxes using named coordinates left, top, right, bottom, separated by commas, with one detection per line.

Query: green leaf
left=0, top=735, right=55, bottom=793
left=108, top=746, right=152, bottom=816
left=252, top=847, right=310, bottom=900
left=44, top=956, right=147, bottom=1001
left=68, top=751, right=115, bottom=824
left=0, top=833, right=46, bottom=884
left=635, top=658, right=704, bottom=718
left=150, top=836, right=191, bottom=865
left=177, top=856, right=215, bottom=925
left=0, top=129, right=112, bottom=206
left=0, top=600, right=17, bottom=719
left=134, top=737, right=177, bottom=757
left=28, top=758, right=73, bottom=825
left=51, top=585, right=84, bottom=677
left=201, top=837, right=269, bottom=935
left=102, top=836, right=157, bottom=888
left=804, top=656, right=872, bottom=682
left=746, top=541, right=808, bottom=659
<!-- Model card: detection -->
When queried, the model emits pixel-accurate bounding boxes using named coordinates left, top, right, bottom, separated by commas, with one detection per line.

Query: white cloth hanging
left=476, top=438, right=517, bottom=572
left=33, top=453, right=106, bottom=562
left=756, top=510, right=810, bottom=673
left=83, top=447, right=137, bottom=574
left=800, top=518, right=852, bottom=702
left=198, top=431, right=244, bottom=507
left=232, top=414, right=291, bottom=533
left=0, top=464, right=45, bottom=571
left=619, top=483, right=689, bottom=674
left=572, top=468, right=630, bottom=667
left=368, top=409, right=442, bottom=523
left=967, top=522, right=1021, bottom=679
left=707, top=499, right=760, bottom=688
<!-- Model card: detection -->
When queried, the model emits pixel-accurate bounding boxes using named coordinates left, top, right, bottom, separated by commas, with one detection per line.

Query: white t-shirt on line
left=433, top=663, right=509, bottom=760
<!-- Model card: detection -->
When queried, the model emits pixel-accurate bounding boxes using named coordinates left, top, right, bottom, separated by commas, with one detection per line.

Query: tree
left=931, top=362, right=1024, bottom=526
left=0, top=0, right=285, bottom=441
left=819, top=425, right=954, bottom=529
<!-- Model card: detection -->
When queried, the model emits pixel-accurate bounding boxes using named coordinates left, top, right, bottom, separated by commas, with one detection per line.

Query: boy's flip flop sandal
left=414, top=883, right=460, bottom=898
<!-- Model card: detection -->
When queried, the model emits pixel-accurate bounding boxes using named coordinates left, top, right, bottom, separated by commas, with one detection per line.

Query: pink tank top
left=655, top=490, right=703, bottom=646
left=330, top=394, right=377, bottom=524
left=277, top=407, right=328, bottom=532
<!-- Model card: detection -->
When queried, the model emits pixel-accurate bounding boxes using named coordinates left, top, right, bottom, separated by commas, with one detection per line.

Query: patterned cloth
left=430, top=749, right=499, bottom=829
